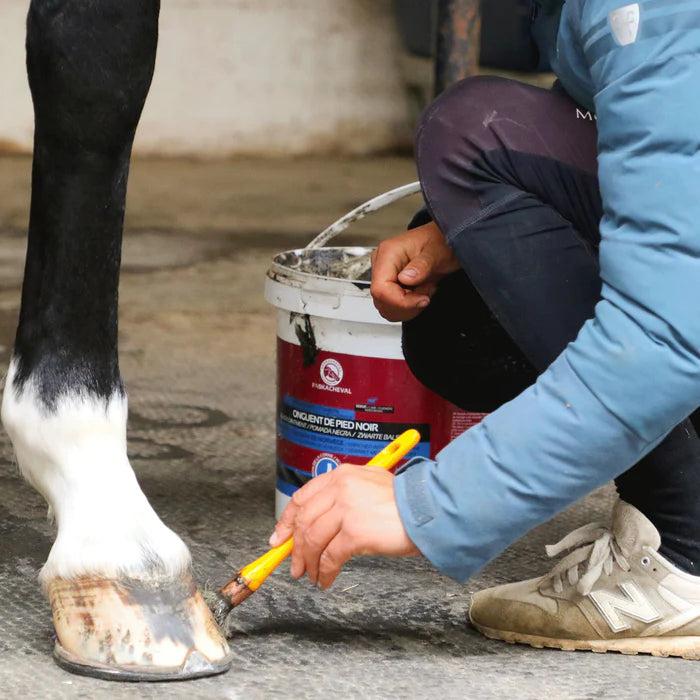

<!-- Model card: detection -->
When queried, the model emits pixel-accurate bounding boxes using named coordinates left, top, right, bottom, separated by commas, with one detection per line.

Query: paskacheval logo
left=320, top=358, right=343, bottom=387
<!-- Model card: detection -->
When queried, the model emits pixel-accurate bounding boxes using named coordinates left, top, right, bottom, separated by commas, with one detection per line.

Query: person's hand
left=269, top=464, right=420, bottom=589
left=370, top=221, right=459, bottom=322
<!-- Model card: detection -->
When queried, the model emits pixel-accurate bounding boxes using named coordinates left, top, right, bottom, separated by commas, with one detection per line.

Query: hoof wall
left=48, top=573, right=233, bottom=681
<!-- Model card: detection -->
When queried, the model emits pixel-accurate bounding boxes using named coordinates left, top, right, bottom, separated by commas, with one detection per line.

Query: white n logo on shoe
left=589, top=583, right=662, bottom=633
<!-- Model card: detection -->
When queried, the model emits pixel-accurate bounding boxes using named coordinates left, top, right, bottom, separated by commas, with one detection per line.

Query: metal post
left=434, top=0, right=481, bottom=96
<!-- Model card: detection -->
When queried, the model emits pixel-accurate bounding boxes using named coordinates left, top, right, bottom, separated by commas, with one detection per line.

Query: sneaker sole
left=472, top=622, right=700, bottom=660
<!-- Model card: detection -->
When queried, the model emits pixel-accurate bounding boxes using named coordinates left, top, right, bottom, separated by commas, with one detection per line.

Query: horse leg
left=1, top=0, right=232, bottom=680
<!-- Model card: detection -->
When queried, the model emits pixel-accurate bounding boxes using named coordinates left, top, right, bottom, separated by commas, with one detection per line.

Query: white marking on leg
left=1, top=358, right=190, bottom=584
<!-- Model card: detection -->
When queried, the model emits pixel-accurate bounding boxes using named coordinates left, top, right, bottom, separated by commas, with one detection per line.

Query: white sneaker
left=469, top=500, right=700, bottom=658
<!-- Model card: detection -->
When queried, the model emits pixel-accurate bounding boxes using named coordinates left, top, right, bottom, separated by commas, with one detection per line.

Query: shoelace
left=542, top=522, right=631, bottom=596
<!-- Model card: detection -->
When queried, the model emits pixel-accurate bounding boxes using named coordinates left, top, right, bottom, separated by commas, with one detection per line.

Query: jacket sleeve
left=394, top=4, right=700, bottom=582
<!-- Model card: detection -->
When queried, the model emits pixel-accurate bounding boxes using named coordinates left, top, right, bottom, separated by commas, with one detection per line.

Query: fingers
left=370, top=244, right=433, bottom=322
left=270, top=466, right=357, bottom=586
left=370, top=222, right=458, bottom=322
left=371, top=282, right=433, bottom=323
left=288, top=489, right=338, bottom=580
left=269, top=463, right=419, bottom=591
left=293, top=508, right=343, bottom=584
left=270, top=470, right=334, bottom=547
left=317, top=532, right=354, bottom=590
left=396, top=252, right=436, bottom=287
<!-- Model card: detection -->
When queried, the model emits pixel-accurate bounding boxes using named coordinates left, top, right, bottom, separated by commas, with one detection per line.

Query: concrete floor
left=0, top=155, right=693, bottom=699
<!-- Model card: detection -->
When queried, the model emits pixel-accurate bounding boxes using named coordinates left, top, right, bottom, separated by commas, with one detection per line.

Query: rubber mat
left=0, top=216, right=693, bottom=699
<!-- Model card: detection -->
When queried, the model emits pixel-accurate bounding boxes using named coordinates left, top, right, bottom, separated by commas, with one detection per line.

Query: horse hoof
left=47, top=573, right=234, bottom=681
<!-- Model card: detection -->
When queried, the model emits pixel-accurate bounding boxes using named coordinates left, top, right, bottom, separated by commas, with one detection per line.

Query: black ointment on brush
left=207, top=538, right=295, bottom=627
left=209, top=591, right=234, bottom=628
left=208, top=575, right=254, bottom=627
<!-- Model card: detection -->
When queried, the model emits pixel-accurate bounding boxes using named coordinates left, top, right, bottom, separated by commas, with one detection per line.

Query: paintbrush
left=207, top=429, right=421, bottom=627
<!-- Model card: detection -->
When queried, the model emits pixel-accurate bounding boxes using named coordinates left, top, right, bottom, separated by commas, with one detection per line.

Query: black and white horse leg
left=1, top=0, right=231, bottom=679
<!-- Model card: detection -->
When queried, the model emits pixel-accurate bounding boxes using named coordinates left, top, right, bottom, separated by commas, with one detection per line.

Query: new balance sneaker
left=469, top=500, right=700, bottom=658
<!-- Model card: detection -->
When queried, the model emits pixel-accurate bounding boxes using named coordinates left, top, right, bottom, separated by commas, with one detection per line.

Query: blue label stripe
left=278, top=421, right=430, bottom=459
left=283, top=395, right=355, bottom=420
left=276, top=461, right=311, bottom=493
left=276, top=478, right=298, bottom=497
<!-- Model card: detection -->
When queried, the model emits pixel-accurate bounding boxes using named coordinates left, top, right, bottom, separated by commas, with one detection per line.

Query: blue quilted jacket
left=394, top=0, right=700, bottom=581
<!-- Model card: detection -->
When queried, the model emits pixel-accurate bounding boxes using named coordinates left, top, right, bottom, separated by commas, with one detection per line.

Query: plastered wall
left=0, top=0, right=412, bottom=156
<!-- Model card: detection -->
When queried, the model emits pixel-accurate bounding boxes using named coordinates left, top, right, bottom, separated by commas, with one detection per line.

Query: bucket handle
left=305, top=181, right=422, bottom=250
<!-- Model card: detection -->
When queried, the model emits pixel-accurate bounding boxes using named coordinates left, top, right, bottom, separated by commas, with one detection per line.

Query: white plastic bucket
left=264, top=185, right=485, bottom=518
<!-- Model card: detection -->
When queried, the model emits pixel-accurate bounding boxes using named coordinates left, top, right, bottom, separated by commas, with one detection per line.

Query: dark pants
left=403, top=76, right=700, bottom=574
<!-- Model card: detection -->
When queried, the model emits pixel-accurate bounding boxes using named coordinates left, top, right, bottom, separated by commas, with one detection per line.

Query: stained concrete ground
left=0, top=155, right=694, bottom=699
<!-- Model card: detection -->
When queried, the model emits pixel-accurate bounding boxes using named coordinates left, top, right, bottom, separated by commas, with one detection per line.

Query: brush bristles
left=209, top=590, right=235, bottom=628
left=203, top=575, right=255, bottom=628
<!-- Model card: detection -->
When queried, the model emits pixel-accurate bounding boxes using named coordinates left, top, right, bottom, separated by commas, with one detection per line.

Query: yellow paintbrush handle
left=239, top=429, right=421, bottom=590
left=365, top=428, right=421, bottom=469
left=239, top=538, right=294, bottom=591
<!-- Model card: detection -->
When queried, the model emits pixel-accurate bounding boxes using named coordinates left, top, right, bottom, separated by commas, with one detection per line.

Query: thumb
left=269, top=512, right=294, bottom=547
left=397, top=253, right=435, bottom=287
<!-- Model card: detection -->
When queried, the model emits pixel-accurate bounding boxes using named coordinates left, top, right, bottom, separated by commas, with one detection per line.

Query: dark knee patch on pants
left=415, top=76, right=599, bottom=239
left=402, top=271, right=536, bottom=413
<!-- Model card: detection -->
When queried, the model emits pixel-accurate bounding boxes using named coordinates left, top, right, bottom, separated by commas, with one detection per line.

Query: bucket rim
left=267, top=246, right=375, bottom=289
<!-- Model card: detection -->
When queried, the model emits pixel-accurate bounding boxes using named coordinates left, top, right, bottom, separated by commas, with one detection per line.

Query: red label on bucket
left=276, top=338, right=485, bottom=498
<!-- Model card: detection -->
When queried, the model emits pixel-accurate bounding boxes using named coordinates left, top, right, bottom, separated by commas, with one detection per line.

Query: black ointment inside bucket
left=272, top=247, right=373, bottom=284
